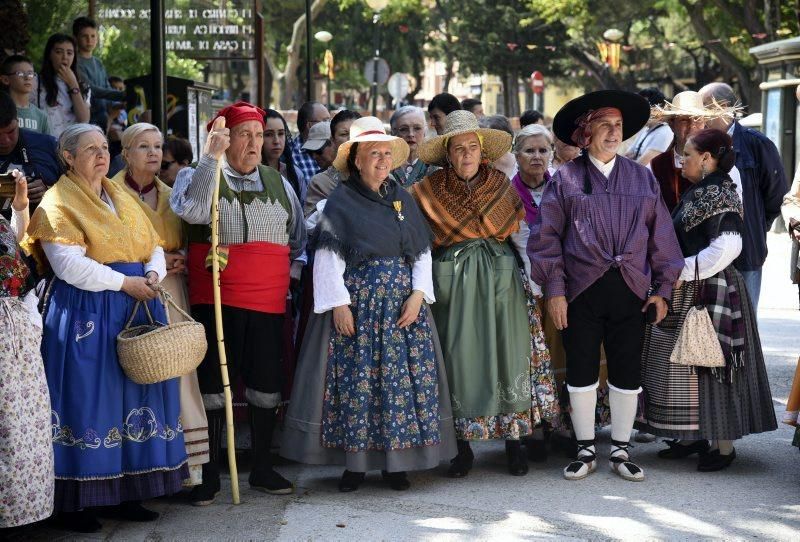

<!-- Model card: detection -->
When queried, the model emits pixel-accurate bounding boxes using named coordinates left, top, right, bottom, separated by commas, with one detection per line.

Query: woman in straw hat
left=648, top=90, right=743, bottom=212
left=410, top=110, right=556, bottom=478
left=111, top=122, right=209, bottom=489
left=281, top=116, right=456, bottom=492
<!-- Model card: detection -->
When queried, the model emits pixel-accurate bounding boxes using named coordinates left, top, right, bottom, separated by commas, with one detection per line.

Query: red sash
left=188, top=241, right=290, bottom=314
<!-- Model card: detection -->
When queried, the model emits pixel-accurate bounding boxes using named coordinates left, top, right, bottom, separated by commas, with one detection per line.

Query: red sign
left=530, top=71, right=544, bottom=94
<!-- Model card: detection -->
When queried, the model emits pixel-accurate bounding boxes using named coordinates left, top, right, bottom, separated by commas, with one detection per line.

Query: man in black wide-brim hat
left=529, top=90, right=684, bottom=482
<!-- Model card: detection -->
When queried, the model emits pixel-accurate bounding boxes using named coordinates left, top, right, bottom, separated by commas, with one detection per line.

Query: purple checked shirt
left=527, top=154, right=684, bottom=302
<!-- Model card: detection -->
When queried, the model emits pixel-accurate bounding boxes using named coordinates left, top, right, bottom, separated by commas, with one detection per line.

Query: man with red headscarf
left=528, top=90, right=683, bottom=483
left=171, top=102, right=306, bottom=504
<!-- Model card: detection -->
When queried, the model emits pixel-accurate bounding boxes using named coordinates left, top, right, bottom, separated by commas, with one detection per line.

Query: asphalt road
left=22, top=234, right=800, bottom=541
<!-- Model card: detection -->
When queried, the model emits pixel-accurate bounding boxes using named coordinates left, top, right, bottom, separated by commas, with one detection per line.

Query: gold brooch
left=393, top=200, right=405, bottom=221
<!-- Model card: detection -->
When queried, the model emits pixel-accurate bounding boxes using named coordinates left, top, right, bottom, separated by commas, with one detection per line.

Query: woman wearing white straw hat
left=410, top=110, right=558, bottom=478
left=281, top=116, right=456, bottom=492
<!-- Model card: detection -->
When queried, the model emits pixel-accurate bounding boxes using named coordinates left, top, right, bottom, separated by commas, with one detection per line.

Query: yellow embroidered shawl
left=111, top=169, right=183, bottom=251
left=22, top=171, right=162, bottom=272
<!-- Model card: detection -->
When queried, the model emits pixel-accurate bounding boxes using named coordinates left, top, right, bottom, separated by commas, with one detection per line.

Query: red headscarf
left=571, top=107, right=621, bottom=149
left=206, top=101, right=266, bottom=132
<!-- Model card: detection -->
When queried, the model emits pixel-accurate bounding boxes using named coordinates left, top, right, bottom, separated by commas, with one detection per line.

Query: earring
left=701, top=163, right=707, bottom=179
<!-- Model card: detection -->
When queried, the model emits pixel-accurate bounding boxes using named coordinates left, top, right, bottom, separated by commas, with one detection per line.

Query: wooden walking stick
left=209, top=116, right=240, bottom=504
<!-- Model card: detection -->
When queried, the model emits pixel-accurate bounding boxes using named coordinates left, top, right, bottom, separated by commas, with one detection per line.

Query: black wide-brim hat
left=553, top=90, right=650, bottom=147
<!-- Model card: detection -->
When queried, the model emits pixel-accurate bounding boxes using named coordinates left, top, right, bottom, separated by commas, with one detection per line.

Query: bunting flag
left=447, top=30, right=794, bottom=56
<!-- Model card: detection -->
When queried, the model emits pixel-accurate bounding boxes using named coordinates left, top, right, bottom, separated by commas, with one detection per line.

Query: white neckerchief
left=588, top=153, right=616, bottom=178
left=673, top=148, right=683, bottom=169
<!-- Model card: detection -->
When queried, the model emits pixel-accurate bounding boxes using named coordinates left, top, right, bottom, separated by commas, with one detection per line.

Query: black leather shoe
left=524, top=437, right=548, bottom=462
left=697, top=448, right=736, bottom=472
left=338, top=470, right=365, bottom=492
left=189, top=462, right=221, bottom=506
left=250, top=468, right=294, bottom=495
left=505, top=440, right=529, bottom=476
left=115, top=501, right=159, bottom=522
left=657, top=439, right=710, bottom=459
left=382, top=470, right=411, bottom=491
left=53, top=511, right=102, bottom=533
left=447, top=440, right=474, bottom=478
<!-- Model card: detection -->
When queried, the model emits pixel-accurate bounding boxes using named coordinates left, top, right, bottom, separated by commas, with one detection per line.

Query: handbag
left=117, top=287, right=208, bottom=384
left=669, top=258, right=725, bottom=368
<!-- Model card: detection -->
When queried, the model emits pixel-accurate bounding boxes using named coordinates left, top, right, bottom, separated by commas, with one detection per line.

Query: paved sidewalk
left=22, top=234, right=800, bottom=541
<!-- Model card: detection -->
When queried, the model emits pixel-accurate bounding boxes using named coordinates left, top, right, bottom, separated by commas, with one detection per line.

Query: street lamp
left=365, top=0, right=389, bottom=116
left=597, top=28, right=624, bottom=72
left=315, top=31, right=333, bottom=109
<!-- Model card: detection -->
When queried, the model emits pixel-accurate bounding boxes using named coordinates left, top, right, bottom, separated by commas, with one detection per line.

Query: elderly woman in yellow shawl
left=111, top=122, right=210, bottom=489
left=22, top=124, right=187, bottom=533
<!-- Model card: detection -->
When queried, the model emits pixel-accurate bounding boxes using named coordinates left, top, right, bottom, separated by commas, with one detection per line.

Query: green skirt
left=431, top=238, right=532, bottom=420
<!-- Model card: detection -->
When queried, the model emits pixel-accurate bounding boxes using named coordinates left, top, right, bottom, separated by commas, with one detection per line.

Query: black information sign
left=97, top=0, right=256, bottom=59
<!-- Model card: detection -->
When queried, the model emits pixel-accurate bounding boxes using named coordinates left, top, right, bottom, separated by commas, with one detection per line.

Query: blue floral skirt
left=321, top=257, right=441, bottom=453
left=42, top=262, right=187, bottom=511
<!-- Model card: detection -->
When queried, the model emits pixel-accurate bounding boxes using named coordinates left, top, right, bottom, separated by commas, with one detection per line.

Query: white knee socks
left=569, top=387, right=597, bottom=444
left=609, top=385, right=640, bottom=447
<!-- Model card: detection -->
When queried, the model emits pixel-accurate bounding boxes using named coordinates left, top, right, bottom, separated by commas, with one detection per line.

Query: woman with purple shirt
left=528, top=90, right=685, bottom=482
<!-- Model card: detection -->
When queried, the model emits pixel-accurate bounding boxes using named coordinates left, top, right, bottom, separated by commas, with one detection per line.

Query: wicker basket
left=117, top=289, right=207, bottom=385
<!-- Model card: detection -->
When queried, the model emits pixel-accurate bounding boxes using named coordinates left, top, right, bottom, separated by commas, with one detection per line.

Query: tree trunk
left=264, top=57, right=274, bottom=108
left=279, top=0, right=328, bottom=110
left=679, top=0, right=756, bottom=108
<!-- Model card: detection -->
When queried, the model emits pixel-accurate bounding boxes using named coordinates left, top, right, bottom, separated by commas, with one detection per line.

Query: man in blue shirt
left=700, top=83, right=788, bottom=310
left=0, top=91, right=61, bottom=217
left=290, top=101, right=330, bottom=195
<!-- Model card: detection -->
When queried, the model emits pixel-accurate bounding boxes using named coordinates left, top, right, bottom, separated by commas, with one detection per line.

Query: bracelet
left=68, top=87, right=81, bottom=95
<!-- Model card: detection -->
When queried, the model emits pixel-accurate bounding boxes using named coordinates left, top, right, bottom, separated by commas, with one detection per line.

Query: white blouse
left=679, top=232, right=742, bottom=281
left=40, top=189, right=166, bottom=291
left=313, top=248, right=435, bottom=314
left=37, top=78, right=91, bottom=140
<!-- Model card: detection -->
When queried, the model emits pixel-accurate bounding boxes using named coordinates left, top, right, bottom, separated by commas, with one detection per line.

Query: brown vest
left=651, top=145, right=692, bottom=212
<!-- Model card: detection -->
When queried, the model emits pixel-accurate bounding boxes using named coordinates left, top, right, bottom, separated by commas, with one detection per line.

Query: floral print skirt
left=321, top=258, right=441, bottom=453
left=0, top=297, right=54, bottom=528
left=453, top=268, right=560, bottom=440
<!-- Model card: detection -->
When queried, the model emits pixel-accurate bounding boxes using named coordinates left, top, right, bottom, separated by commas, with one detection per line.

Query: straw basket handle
left=123, top=298, right=162, bottom=331
left=156, top=286, right=197, bottom=324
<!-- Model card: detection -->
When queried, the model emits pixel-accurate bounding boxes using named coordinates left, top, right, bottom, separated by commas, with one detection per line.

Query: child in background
left=0, top=55, right=49, bottom=134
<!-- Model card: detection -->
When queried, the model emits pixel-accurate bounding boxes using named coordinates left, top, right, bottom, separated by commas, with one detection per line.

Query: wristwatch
left=68, top=87, right=81, bottom=95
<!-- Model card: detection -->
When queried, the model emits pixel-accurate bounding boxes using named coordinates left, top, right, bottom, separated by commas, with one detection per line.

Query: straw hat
left=332, top=116, right=409, bottom=173
left=651, top=91, right=722, bottom=120
left=553, top=90, right=650, bottom=147
left=417, top=110, right=512, bottom=166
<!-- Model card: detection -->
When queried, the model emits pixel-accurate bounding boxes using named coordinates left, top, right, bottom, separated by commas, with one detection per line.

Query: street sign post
left=530, top=70, right=545, bottom=113
left=364, top=59, right=391, bottom=86
left=387, top=73, right=410, bottom=108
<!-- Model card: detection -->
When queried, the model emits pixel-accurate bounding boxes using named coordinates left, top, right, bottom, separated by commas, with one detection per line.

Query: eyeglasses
left=6, top=71, right=36, bottom=79
left=160, top=160, right=176, bottom=170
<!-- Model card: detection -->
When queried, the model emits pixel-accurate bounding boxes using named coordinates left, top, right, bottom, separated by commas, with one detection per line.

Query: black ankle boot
left=190, top=409, right=223, bottom=506
left=248, top=405, right=293, bottom=495
left=447, top=439, right=474, bottom=478
left=115, top=501, right=159, bottom=522
left=338, top=470, right=365, bottom=492
left=505, top=440, right=529, bottom=476
left=382, top=470, right=411, bottom=491
left=54, top=511, right=101, bottom=533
